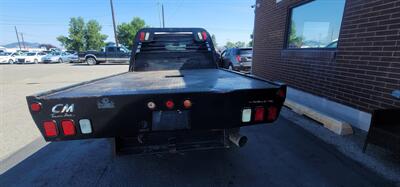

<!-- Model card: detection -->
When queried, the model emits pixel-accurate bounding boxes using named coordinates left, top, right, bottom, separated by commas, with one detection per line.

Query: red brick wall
left=253, top=0, right=400, bottom=112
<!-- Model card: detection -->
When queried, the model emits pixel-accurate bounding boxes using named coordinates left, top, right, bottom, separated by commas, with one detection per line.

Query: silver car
left=42, top=52, right=70, bottom=63
left=63, top=51, right=79, bottom=63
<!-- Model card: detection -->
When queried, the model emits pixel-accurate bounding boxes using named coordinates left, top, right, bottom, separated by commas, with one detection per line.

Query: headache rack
left=130, top=28, right=217, bottom=72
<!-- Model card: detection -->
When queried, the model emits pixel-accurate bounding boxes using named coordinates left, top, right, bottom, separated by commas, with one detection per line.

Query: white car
left=15, top=52, right=47, bottom=64
left=0, top=52, right=16, bottom=64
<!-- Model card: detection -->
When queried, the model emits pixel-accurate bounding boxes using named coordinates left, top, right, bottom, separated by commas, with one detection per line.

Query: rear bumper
left=42, top=60, right=57, bottom=63
left=27, top=86, right=286, bottom=142
left=15, top=58, right=26, bottom=63
left=233, top=65, right=251, bottom=72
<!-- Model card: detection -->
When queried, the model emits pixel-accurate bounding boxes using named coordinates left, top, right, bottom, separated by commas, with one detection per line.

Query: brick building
left=252, top=0, right=400, bottom=130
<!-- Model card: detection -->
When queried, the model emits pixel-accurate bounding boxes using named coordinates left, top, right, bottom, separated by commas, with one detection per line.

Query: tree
left=234, top=41, right=246, bottom=48
left=225, top=41, right=236, bottom=48
left=57, top=17, right=108, bottom=51
left=248, top=34, right=253, bottom=47
left=211, top=34, right=217, bottom=48
left=57, top=17, right=86, bottom=51
left=288, top=20, right=304, bottom=48
left=225, top=41, right=246, bottom=48
left=117, top=17, right=146, bottom=49
left=39, top=44, right=57, bottom=50
left=84, top=20, right=108, bottom=50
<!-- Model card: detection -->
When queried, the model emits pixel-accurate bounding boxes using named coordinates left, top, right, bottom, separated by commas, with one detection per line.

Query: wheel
left=58, top=58, right=63, bottom=63
left=228, top=64, right=234, bottom=70
left=34, top=59, right=38, bottom=64
left=86, top=57, right=97, bottom=65
left=8, top=59, right=14, bottom=64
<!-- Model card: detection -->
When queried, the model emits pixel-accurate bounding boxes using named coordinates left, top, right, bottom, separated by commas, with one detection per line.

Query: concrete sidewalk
left=281, top=107, right=400, bottom=184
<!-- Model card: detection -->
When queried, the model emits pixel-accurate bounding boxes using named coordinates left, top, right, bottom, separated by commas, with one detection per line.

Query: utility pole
left=162, top=4, right=165, bottom=28
left=21, top=33, right=26, bottom=49
left=110, top=0, right=119, bottom=47
left=157, top=2, right=162, bottom=27
left=14, top=26, right=21, bottom=50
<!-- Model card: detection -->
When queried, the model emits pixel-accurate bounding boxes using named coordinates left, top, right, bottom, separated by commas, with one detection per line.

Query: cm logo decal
left=52, top=104, right=74, bottom=114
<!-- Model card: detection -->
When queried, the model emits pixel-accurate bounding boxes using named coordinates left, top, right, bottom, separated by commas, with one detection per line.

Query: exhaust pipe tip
left=229, top=133, right=248, bottom=147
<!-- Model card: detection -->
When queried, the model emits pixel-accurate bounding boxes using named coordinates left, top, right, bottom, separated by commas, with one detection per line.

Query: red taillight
left=30, top=102, right=42, bottom=112
left=277, top=89, right=286, bottom=98
left=166, top=100, right=174, bottom=109
left=236, top=55, right=241, bottom=62
left=254, top=107, right=265, bottom=122
left=43, top=121, right=58, bottom=137
left=139, top=32, right=145, bottom=41
left=201, top=31, right=207, bottom=40
left=61, top=120, right=76, bottom=136
left=268, top=106, right=278, bottom=121
left=183, top=99, right=192, bottom=109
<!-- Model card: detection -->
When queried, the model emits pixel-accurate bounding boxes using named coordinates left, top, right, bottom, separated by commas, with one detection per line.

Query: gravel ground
left=0, top=63, right=128, bottom=160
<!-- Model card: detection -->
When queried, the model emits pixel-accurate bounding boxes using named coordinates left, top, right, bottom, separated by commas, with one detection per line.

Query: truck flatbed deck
left=40, top=69, right=279, bottom=99
left=27, top=28, right=286, bottom=155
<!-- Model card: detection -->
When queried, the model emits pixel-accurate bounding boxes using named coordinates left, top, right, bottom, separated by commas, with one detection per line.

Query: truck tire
left=86, top=57, right=97, bottom=65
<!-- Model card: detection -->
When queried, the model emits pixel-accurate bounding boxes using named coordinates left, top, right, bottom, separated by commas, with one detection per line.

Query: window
left=134, top=32, right=215, bottom=71
left=287, top=0, right=346, bottom=49
left=107, top=47, right=116, bottom=52
left=117, top=47, right=129, bottom=53
left=238, top=48, right=253, bottom=55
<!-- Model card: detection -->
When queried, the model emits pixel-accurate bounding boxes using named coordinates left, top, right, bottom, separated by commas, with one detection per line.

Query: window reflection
left=287, top=0, right=346, bottom=49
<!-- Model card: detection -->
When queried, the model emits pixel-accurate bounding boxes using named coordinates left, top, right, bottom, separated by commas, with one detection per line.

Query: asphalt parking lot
left=0, top=63, right=127, bottom=160
left=0, top=115, right=393, bottom=186
left=0, top=63, right=395, bottom=186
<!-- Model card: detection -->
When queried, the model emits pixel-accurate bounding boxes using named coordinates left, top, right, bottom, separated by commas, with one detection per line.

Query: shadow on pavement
left=72, top=63, right=129, bottom=66
left=0, top=117, right=395, bottom=186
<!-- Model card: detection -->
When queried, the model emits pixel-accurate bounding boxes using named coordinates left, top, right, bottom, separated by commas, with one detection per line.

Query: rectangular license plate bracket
left=152, top=110, right=190, bottom=131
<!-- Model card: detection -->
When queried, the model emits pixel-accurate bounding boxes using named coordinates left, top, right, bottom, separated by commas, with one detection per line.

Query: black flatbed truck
left=27, top=28, right=286, bottom=155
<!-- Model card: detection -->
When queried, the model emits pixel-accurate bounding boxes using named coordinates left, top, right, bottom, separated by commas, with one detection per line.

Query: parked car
left=221, top=48, right=253, bottom=72
left=42, top=51, right=69, bottom=63
left=63, top=51, right=79, bottom=63
left=0, top=52, right=16, bottom=64
left=15, top=52, right=47, bottom=64
left=325, top=40, right=338, bottom=48
left=78, top=46, right=130, bottom=65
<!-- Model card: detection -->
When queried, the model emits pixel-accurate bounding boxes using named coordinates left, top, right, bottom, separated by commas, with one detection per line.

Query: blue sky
left=0, top=0, right=255, bottom=48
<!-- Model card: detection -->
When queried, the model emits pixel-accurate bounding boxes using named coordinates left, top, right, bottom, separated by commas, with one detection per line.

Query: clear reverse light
left=79, top=119, right=92, bottom=134
left=242, top=108, right=251, bottom=122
